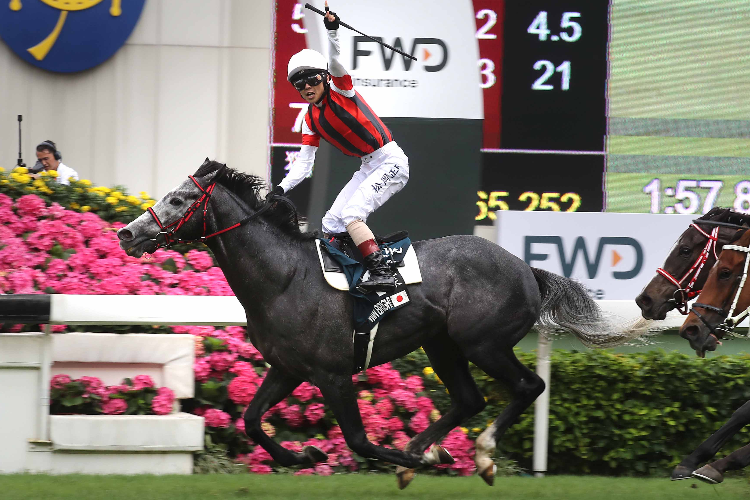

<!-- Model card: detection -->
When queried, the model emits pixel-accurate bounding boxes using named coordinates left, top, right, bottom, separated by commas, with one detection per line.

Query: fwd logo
left=524, top=236, right=643, bottom=280
left=352, top=36, right=448, bottom=72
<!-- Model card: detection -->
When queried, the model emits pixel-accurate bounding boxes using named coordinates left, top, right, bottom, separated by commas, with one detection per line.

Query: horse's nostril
left=681, top=324, right=699, bottom=340
left=117, top=228, right=134, bottom=242
left=635, top=293, right=651, bottom=310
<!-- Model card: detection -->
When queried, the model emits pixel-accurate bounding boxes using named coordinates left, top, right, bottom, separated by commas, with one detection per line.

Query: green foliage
left=391, top=348, right=750, bottom=476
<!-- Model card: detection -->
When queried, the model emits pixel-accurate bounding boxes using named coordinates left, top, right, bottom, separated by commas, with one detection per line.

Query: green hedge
left=393, top=348, right=750, bottom=476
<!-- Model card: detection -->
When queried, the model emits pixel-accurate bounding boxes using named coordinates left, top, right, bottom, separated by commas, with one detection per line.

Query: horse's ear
left=194, top=158, right=220, bottom=178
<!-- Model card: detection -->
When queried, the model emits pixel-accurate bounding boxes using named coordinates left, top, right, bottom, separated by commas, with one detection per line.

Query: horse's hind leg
left=469, top=348, right=544, bottom=484
left=694, top=442, right=750, bottom=484
left=673, top=399, right=750, bottom=480
left=244, top=366, right=327, bottom=466
left=395, top=337, right=487, bottom=488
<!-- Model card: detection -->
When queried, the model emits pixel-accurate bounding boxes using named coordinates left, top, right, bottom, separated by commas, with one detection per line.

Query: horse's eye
left=169, top=198, right=183, bottom=207
left=679, top=246, right=691, bottom=256
left=718, top=268, right=732, bottom=280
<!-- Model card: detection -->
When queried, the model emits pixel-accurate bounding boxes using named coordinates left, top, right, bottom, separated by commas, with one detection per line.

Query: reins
left=146, top=166, right=278, bottom=250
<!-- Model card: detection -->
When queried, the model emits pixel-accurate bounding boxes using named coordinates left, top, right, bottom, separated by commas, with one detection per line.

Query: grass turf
left=0, top=474, right=748, bottom=500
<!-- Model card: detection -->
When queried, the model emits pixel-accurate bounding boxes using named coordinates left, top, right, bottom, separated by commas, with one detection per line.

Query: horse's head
left=680, top=228, right=750, bottom=357
left=117, top=159, right=225, bottom=257
left=635, top=208, right=750, bottom=320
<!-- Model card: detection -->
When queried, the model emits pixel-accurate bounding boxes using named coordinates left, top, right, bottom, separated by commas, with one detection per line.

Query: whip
left=304, top=3, right=416, bottom=61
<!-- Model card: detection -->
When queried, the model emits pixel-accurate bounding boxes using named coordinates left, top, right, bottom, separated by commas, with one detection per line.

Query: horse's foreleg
left=244, top=366, right=327, bottom=467
left=672, top=399, right=750, bottom=480
left=394, top=339, right=486, bottom=488
left=317, top=374, right=434, bottom=469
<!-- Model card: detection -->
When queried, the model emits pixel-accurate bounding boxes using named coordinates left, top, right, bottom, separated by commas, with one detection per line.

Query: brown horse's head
left=636, top=208, right=750, bottom=320
left=680, top=228, right=750, bottom=357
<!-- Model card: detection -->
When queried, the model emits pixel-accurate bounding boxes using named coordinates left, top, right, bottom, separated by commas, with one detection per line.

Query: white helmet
left=287, top=49, right=327, bottom=82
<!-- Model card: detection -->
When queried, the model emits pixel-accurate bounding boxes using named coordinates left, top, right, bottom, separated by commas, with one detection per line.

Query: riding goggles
left=292, top=71, right=325, bottom=91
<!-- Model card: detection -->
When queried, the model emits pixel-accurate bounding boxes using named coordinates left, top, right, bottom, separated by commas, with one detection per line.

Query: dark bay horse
left=636, top=208, right=750, bottom=320
left=117, top=160, right=646, bottom=486
left=673, top=227, right=750, bottom=483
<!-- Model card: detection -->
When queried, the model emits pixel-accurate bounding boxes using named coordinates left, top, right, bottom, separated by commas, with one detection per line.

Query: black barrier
left=0, top=294, right=51, bottom=323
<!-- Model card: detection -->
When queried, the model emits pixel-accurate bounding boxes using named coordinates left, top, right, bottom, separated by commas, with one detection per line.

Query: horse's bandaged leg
left=475, top=423, right=498, bottom=485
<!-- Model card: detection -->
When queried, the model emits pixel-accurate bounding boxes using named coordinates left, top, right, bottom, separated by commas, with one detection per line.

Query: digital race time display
left=607, top=175, right=750, bottom=215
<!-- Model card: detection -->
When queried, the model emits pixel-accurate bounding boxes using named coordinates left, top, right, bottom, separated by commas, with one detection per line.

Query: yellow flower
left=47, top=170, right=58, bottom=177
left=115, top=207, right=128, bottom=212
left=32, top=179, right=45, bottom=188
left=81, top=206, right=91, bottom=212
left=100, top=187, right=111, bottom=194
left=422, top=367, right=434, bottom=376
left=1, top=180, right=8, bottom=184
left=472, top=427, right=482, bottom=433
left=105, top=196, right=118, bottom=205
left=429, top=409, right=441, bottom=422
left=0, top=166, right=4, bottom=172
left=435, top=374, right=443, bottom=385
left=261, top=422, right=276, bottom=438
left=70, top=202, right=80, bottom=209
left=460, top=427, right=469, bottom=434
left=13, top=167, right=28, bottom=174
left=126, top=195, right=139, bottom=205
left=79, top=179, right=92, bottom=186
left=112, top=191, right=124, bottom=199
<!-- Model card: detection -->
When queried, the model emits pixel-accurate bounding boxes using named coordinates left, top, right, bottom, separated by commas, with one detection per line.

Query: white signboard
left=303, top=0, right=483, bottom=119
left=497, top=212, right=697, bottom=300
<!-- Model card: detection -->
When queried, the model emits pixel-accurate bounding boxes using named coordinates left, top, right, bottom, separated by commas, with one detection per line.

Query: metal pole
left=533, top=334, right=552, bottom=477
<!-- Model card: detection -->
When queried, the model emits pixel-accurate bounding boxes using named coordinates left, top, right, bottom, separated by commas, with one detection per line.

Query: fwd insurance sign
left=496, top=212, right=695, bottom=300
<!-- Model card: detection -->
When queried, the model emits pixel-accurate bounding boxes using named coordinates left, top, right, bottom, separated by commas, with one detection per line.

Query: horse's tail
left=530, top=267, right=652, bottom=348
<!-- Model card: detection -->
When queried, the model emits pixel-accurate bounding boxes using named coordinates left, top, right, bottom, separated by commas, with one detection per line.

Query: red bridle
left=146, top=168, right=271, bottom=249
left=656, top=224, right=719, bottom=315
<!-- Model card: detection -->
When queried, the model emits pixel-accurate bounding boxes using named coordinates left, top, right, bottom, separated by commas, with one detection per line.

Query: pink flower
left=416, top=396, right=434, bottom=412
left=292, top=382, right=316, bottom=402
left=50, top=374, right=71, bottom=389
left=194, top=359, right=211, bottom=381
left=15, top=194, right=46, bottom=217
left=78, top=376, right=104, bottom=392
left=405, top=375, right=424, bottom=393
left=375, top=398, right=394, bottom=418
left=186, top=250, right=214, bottom=272
left=102, top=398, right=127, bottom=415
left=304, top=403, right=325, bottom=425
left=250, top=463, right=273, bottom=474
left=235, top=418, right=246, bottom=433
left=203, top=409, right=231, bottom=428
left=409, top=411, right=430, bottom=433
left=281, top=404, right=305, bottom=428
left=132, top=375, right=155, bottom=390
left=207, top=351, right=237, bottom=372
left=228, top=375, right=258, bottom=405
left=151, top=387, right=175, bottom=415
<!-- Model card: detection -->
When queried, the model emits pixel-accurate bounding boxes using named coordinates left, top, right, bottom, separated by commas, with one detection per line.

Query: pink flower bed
left=3, top=194, right=477, bottom=475
left=50, top=374, right=175, bottom=415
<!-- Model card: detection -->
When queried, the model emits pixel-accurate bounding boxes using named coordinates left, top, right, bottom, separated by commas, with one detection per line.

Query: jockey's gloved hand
left=324, top=10, right=339, bottom=30
left=265, top=185, right=284, bottom=202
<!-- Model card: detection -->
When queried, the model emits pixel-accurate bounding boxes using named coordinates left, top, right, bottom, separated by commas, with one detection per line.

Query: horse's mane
left=697, top=206, right=750, bottom=226
left=194, top=160, right=316, bottom=241
left=696, top=206, right=750, bottom=243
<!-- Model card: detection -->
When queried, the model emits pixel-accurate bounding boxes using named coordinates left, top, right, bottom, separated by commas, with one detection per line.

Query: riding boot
left=359, top=249, right=397, bottom=293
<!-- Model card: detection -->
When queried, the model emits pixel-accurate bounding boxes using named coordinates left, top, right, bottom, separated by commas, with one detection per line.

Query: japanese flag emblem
left=391, top=291, right=409, bottom=307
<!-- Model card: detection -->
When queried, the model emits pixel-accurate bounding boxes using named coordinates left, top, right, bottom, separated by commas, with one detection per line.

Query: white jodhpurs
left=322, top=141, right=409, bottom=235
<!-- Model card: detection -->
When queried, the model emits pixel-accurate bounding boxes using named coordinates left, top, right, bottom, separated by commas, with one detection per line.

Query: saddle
left=315, top=230, right=422, bottom=373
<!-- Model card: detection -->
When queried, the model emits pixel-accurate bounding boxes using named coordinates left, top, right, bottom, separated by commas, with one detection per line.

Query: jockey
left=271, top=5, right=409, bottom=293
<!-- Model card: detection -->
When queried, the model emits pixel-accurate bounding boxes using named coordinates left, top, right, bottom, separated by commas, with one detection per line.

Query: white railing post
left=533, top=334, right=552, bottom=478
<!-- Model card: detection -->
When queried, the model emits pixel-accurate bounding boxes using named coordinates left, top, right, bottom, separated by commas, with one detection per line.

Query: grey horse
left=117, top=160, right=644, bottom=487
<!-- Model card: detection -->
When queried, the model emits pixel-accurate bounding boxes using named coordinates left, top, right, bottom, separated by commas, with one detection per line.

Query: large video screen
left=270, top=0, right=750, bottom=222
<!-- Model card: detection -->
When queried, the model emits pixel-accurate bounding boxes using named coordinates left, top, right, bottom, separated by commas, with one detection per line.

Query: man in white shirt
left=35, top=140, right=79, bottom=185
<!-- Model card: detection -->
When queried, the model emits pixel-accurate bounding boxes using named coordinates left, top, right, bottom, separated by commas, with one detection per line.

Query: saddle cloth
left=314, top=239, right=422, bottom=290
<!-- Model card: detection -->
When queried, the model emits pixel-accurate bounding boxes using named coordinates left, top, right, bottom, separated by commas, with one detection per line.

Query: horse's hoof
left=671, top=465, right=694, bottom=480
left=478, top=463, right=497, bottom=486
left=396, top=466, right=415, bottom=489
left=303, top=445, right=328, bottom=464
left=433, top=445, right=455, bottom=465
left=692, top=465, right=723, bottom=484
